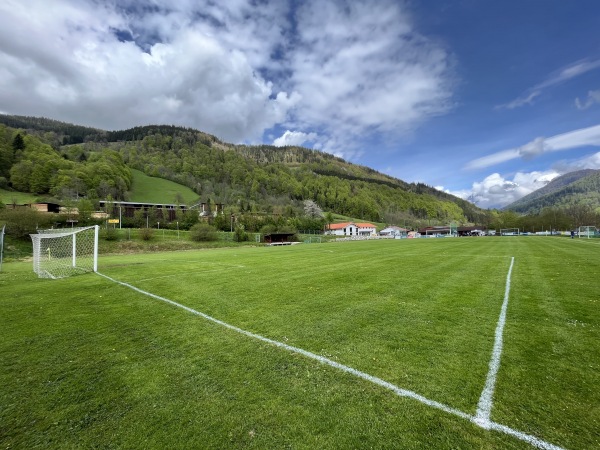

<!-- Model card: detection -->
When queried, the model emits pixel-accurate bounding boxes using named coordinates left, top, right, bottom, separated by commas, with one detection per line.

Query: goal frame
left=0, top=224, right=5, bottom=273
left=31, top=225, right=99, bottom=279
left=500, top=228, right=520, bottom=236
left=578, top=225, right=598, bottom=239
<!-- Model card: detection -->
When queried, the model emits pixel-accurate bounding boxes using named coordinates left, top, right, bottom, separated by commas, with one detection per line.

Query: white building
left=379, top=226, right=408, bottom=237
left=326, top=222, right=377, bottom=236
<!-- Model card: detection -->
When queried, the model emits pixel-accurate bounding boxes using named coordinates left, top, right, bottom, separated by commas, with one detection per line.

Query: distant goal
left=30, top=225, right=99, bottom=279
left=500, top=228, right=520, bottom=236
left=578, top=226, right=599, bottom=239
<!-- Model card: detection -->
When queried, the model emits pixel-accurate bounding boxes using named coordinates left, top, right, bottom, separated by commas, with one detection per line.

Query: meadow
left=128, top=169, right=199, bottom=204
left=0, top=188, right=39, bottom=205
left=1, top=237, right=598, bottom=449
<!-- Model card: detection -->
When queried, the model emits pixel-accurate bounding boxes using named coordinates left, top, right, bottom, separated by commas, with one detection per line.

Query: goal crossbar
left=31, top=225, right=99, bottom=279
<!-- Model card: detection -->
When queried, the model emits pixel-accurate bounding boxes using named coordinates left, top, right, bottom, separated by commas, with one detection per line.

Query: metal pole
left=72, top=232, right=77, bottom=268
left=93, top=225, right=99, bottom=272
left=0, top=225, right=5, bottom=273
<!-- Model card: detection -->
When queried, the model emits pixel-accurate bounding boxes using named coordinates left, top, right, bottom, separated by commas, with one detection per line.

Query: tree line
left=3, top=116, right=596, bottom=235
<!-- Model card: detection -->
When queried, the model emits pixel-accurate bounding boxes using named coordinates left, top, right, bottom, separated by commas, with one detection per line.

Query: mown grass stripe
left=97, top=269, right=565, bottom=450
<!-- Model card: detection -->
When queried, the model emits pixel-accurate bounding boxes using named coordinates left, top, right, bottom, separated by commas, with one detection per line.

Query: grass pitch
left=1, top=237, right=598, bottom=449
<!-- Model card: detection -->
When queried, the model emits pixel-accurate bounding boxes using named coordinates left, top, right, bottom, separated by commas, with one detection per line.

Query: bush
left=139, top=227, right=154, bottom=241
left=234, top=225, right=248, bottom=242
left=189, top=223, right=218, bottom=242
left=0, top=208, right=53, bottom=239
left=102, top=227, right=119, bottom=241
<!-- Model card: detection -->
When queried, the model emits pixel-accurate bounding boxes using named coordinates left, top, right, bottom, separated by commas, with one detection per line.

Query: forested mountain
left=504, top=169, right=600, bottom=214
left=0, top=114, right=487, bottom=227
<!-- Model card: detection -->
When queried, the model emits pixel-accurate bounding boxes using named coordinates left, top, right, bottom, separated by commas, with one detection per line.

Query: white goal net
left=578, top=226, right=598, bottom=239
left=30, top=225, right=99, bottom=279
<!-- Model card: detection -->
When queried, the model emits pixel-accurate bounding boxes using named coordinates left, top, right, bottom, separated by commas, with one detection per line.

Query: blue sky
left=0, top=0, right=599, bottom=208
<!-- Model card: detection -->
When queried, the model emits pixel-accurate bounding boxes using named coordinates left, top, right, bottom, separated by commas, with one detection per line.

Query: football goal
left=30, top=225, right=99, bottom=279
left=578, top=226, right=598, bottom=239
left=501, top=228, right=520, bottom=236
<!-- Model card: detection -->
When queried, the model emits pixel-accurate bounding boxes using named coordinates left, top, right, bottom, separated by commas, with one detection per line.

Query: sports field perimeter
left=1, top=237, right=598, bottom=449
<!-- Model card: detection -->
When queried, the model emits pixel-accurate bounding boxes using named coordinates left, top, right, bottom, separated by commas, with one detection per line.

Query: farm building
left=325, top=222, right=377, bottom=237
left=98, top=201, right=188, bottom=222
left=264, top=232, right=296, bottom=245
left=5, top=202, right=62, bottom=213
left=417, top=226, right=490, bottom=237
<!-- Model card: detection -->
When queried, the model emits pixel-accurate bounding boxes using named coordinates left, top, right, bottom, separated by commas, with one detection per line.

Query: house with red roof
left=325, top=222, right=377, bottom=237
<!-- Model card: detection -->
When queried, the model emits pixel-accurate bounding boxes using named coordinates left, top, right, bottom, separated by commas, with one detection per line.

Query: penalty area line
left=475, top=256, right=514, bottom=428
left=97, top=270, right=564, bottom=450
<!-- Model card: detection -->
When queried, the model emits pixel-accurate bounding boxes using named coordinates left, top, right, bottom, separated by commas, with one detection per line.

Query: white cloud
left=451, top=171, right=560, bottom=209
left=0, top=0, right=454, bottom=153
left=287, top=1, right=454, bottom=155
left=552, top=151, right=600, bottom=172
left=517, top=136, right=548, bottom=159
left=536, top=58, right=600, bottom=90
left=495, top=91, right=540, bottom=110
left=273, top=130, right=317, bottom=147
left=465, top=124, right=600, bottom=170
left=496, top=58, right=600, bottom=110
left=575, top=89, right=600, bottom=110
left=0, top=0, right=297, bottom=143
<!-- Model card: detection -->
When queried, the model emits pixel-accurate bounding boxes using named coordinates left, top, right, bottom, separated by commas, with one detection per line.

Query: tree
left=77, top=199, right=94, bottom=225
left=324, top=211, right=334, bottom=232
left=12, top=133, right=25, bottom=155
left=0, top=208, right=53, bottom=239
left=303, top=199, right=323, bottom=218
left=9, top=160, right=33, bottom=191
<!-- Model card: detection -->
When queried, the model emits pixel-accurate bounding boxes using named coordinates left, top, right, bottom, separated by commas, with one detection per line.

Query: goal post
left=0, top=224, right=5, bottom=273
left=30, top=225, right=99, bottom=279
left=500, top=228, right=520, bottom=236
left=578, top=226, right=598, bottom=239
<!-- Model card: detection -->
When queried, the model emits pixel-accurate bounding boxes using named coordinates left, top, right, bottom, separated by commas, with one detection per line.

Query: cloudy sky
left=1, top=0, right=600, bottom=208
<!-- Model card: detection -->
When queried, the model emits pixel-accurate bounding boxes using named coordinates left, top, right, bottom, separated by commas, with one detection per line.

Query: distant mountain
left=504, top=169, right=600, bottom=214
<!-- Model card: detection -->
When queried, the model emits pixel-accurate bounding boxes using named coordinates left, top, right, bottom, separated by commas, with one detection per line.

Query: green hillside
left=0, top=188, right=38, bottom=205
left=129, top=169, right=199, bottom=204
left=0, top=114, right=489, bottom=229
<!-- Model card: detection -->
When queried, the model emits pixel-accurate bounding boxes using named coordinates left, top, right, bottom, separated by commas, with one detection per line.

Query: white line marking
left=475, top=256, right=515, bottom=428
left=97, top=270, right=564, bottom=450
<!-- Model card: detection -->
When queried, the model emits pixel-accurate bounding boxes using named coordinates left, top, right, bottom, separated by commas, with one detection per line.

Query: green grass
left=0, top=188, right=39, bottom=205
left=1, top=237, right=598, bottom=449
left=128, top=169, right=199, bottom=204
